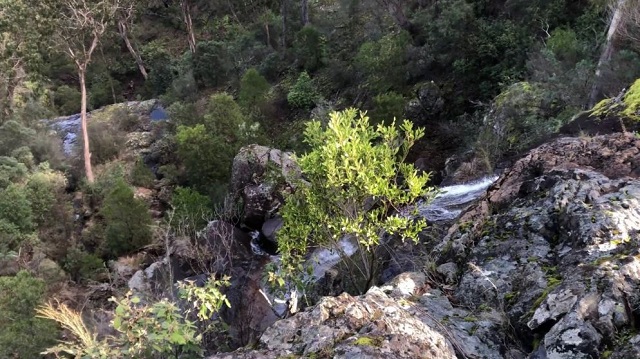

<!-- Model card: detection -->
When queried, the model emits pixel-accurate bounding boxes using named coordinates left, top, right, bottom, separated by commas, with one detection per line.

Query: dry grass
left=36, top=300, right=99, bottom=356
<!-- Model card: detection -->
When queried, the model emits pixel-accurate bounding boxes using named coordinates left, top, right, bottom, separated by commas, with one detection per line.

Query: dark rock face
left=230, top=145, right=300, bottom=229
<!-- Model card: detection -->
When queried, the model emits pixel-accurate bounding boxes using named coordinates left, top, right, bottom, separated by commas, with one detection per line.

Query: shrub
left=176, top=93, right=260, bottom=194
left=170, top=186, right=213, bottom=232
left=0, top=120, right=35, bottom=156
left=287, top=71, right=318, bottom=109
left=25, top=166, right=67, bottom=227
left=11, top=146, right=34, bottom=169
left=0, top=156, right=28, bottom=189
left=101, top=179, right=153, bottom=258
left=370, top=92, right=406, bottom=126
left=239, top=68, right=270, bottom=111
left=0, top=271, right=58, bottom=358
left=54, top=85, right=82, bottom=115
left=273, top=109, right=431, bottom=294
left=129, top=158, right=155, bottom=188
left=142, top=41, right=175, bottom=97
left=355, top=31, right=410, bottom=93
left=87, top=122, right=125, bottom=166
left=0, top=183, right=34, bottom=234
left=193, top=40, right=230, bottom=88
left=63, top=247, right=107, bottom=283
left=293, top=26, right=327, bottom=72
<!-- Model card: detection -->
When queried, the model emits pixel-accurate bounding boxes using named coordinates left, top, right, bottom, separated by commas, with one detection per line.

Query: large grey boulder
left=434, top=133, right=640, bottom=358
left=208, top=272, right=459, bottom=359
left=230, top=145, right=300, bottom=228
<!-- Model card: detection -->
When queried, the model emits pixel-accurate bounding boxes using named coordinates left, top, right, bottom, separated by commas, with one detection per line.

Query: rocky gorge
left=204, top=132, right=640, bottom=359
left=43, top=100, right=640, bottom=359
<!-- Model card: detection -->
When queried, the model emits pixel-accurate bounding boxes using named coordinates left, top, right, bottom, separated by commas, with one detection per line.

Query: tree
left=116, top=0, right=148, bottom=79
left=53, top=0, right=121, bottom=183
left=181, top=0, right=197, bottom=54
left=273, top=109, right=432, bottom=294
left=301, top=0, right=309, bottom=25
left=589, top=0, right=627, bottom=107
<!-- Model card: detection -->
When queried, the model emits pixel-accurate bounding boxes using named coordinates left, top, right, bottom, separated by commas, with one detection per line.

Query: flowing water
left=417, top=176, right=498, bottom=222
left=261, top=176, right=499, bottom=316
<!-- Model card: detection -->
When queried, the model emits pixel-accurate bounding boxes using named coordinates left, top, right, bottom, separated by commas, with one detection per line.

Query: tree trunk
left=265, top=22, right=271, bottom=48
left=181, top=0, right=197, bottom=54
left=79, top=70, right=94, bottom=183
left=301, top=0, right=309, bottom=25
left=281, top=0, right=287, bottom=51
left=589, top=0, right=626, bottom=108
left=118, top=19, right=148, bottom=80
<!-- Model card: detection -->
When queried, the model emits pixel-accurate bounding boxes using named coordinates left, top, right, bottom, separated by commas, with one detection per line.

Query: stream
left=263, top=175, right=498, bottom=316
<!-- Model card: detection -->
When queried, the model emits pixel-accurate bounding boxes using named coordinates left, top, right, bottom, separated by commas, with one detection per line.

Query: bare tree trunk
left=301, top=0, right=309, bottom=25
left=265, top=22, right=271, bottom=48
left=79, top=69, right=94, bottom=183
left=118, top=19, right=148, bottom=80
left=589, top=0, right=626, bottom=108
left=181, top=0, right=197, bottom=54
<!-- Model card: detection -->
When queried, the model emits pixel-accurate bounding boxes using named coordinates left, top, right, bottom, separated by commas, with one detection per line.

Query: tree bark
left=79, top=69, right=94, bottom=183
left=301, top=0, right=309, bottom=25
left=118, top=19, right=148, bottom=80
left=281, top=0, right=287, bottom=51
left=181, top=0, right=197, bottom=54
left=589, top=0, right=626, bottom=108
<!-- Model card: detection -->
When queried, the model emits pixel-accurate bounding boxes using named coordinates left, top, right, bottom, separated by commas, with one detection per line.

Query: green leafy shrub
left=39, top=278, right=232, bottom=358
left=0, top=183, right=34, bottom=234
left=370, top=92, right=406, bottom=126
left=129, top=158, right=155, bottom=188
left=53, top=85, right=82, bottom=115
left=25, top=166, right=67, bottom=227
left=176, top=93, right=260, bottom=195
left=293, top=25, right=327, bottom=72
left=239, top=68, right=270, bottom=111
left=11, top=146, right=34, bottom=169
left=0, top=156, right=28, bottom=189
left=167, top=100, right=202, bottom=127
left=170, top=186, right=213, bottom=231
left=0, top=120, right=35, bottom=156
left=355, top=31, right=410, bottom=93
left=101, top=179, right=153, bottom=258
left=62, top=247, right=107, bottom=283
left=141, top=41, right=175, bottom=97
left=274, top=109, right=432, bottom=294
left=193, top=40, right=230, bottom=88
left=0, top=271, right=58, bottom=358
left=287, top=71, right=318, bottom=109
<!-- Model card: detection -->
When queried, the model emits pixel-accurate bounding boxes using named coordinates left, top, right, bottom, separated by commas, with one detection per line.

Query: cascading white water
left=418, top=176, right=498, bottom=222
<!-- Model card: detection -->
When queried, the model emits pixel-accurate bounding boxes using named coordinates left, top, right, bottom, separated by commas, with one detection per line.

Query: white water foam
left=418, top=176, right=498, bottom=222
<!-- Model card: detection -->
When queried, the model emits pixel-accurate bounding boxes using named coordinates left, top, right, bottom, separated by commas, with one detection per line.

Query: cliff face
left=208, top=132, right=640, bottom=359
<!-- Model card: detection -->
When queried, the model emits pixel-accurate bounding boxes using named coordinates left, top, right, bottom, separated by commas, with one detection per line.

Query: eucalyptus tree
left=52, top=0, right=121, bottom=183
left=117, top=0, right=148, bottom=79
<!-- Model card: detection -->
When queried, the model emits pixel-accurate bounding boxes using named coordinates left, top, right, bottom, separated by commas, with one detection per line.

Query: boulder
left=434, top=133, right=640, bottom=358
left=230, top=145, right=300, bottom=228
left=208, top=272, right=460, bottom=359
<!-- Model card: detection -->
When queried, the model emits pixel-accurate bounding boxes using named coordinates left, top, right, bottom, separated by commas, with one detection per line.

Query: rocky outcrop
left=230, top=145, right=300, bottom=228
left=435, top=133, right=640, bottom=358
left=207, top=132, right=640, bottom=359
left=208, top=272, right=462, bottom=359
